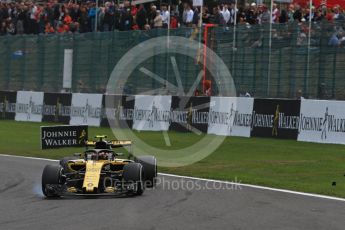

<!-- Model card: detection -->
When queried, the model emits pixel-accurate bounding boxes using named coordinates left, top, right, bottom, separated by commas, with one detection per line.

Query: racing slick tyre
left=123, top=163, right=144, bottom=196
left=135, top=156, right=157, bottom=188
left=59, top=157, right=78, bottom=173
left=42, top=165, right=64, bottom=198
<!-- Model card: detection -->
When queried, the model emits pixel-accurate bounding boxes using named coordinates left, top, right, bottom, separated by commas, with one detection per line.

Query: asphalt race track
left=0, top=155, right=345, bottom=230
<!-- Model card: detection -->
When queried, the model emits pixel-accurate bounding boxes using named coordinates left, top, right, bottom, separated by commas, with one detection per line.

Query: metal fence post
left=5, top=36, right=11, bottom=90
left=331, top=49, right=337, bottom=99
left=38, top=36, right=45, bottom=90
left=21, top=36, right=27, bottom=90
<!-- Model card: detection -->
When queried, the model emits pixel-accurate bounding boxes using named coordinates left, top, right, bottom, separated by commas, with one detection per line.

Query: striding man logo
left=1, top=96, right=8, bottom=119
left=27, top=96, right=33, bottom=121
left=321, top=107, right=329, bottom=140
left=79, top=129, right=87, bottom=144
left=83, top=99, right=89, bottom=124
left=228, top=103, right=235, bottom=135
left=187, top=102, right=193, bottom=131
left=272, top=104, right=280, bottom=136
left=149, top=102, right=157, bottom=128
left=54, top=97, right=61, bottom=122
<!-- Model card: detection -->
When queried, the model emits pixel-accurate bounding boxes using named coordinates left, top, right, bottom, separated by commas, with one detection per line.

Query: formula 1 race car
left=41, top=135, right=157, bottom=198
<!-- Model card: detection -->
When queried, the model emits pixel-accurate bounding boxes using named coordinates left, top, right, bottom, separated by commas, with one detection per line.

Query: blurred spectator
left=29, top=2, right=39, bottom=34
left=329, top=31, right=345, bottom=46
left=333, top=5, right=345, bottom=21
left=6, top=20, right=16, bottom=35
left=257, top=4, right=270, bottom=24
left=161, top=4, right=169, bottom=28
left=279, top=9, right=288, bottom=23
left=213, top=6, right=225, bottom=26
left=202, top=6, right=211, bottom=24
left=192, top=7, right=199, bottom=27
left=170, top=15, right=178, bottom=28
left=79, top=5, right=89, bottom=33
left=244, top=3, right=257, bottom=25
left=44, top=22, right=54, bottom=33
left=136, top=4, right=147, bottom=30
left=103, top=2, right=115, bottom=31
left=0, top=21, right=7, bottom=35
left=229, top=3, right=237, bottom=25
left=184, top=3, right=194, bottom=27
left=272, top=3, right=280, bottom=23
left=148, top=4, right=156, bottom=28
left=287, top=4, right=295, bottom=22
left=0, top=0, right=344, bottom=36
left=222, top=5, right=230, bottom=25
left=293, top=4, right=302, bottom=22
left=153, top=10, right=162, bottom=28
left=119, top=2, right=132, bottom=31
left=88, top=3, right=97, bottom=31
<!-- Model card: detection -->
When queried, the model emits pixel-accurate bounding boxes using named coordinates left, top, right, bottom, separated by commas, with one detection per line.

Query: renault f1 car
left=41, top=135, right=157, bottom=198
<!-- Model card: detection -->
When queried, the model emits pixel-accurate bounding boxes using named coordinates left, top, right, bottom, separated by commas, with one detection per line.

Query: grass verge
left=1, top=120, right=345, bottom=197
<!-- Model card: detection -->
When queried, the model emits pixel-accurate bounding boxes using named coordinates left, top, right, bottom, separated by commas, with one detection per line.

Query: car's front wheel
left=135, top=156, right=157, bottom=188
left=42, top=165, right=64, bottom=198
left=123, top=163, right=144, bottom=196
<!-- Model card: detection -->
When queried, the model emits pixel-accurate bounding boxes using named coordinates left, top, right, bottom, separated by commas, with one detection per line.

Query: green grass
left=1, top=120, right=345, bottom=198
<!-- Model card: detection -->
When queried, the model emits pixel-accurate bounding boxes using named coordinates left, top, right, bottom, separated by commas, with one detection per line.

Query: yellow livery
left=41, top=135, right=157, bottom=198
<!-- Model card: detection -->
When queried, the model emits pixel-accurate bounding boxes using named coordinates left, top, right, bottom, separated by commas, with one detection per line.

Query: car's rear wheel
left=123, top=163, right=144, bottom=196
left=42, top=165, right=64, bottom=198
left=135, top=156, right=157, bottom=188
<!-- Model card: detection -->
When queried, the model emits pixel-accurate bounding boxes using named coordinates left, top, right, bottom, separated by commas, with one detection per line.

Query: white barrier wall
left=207, top=97, right=253, bottom=137
left=69, top=93, right=103, bottom=127
left=5, top=89, right=345, bottom=146
left=132, top=95, right=172, bottom=131
left=298, top=99, right=345, bottom=145
left=15, top=91, right=44, bottom=122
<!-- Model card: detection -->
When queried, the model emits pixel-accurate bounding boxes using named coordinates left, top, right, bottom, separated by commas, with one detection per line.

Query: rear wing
left=85, top=140, right=132, bottom=148
left=109, top=140, right=132, bottom=148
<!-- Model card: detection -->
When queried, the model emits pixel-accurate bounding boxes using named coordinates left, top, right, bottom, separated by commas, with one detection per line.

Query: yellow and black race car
left=41, top=135, right=157, bottom=198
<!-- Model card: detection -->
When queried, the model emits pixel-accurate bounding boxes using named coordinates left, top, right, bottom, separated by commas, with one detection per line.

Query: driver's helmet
left=95, top=140, right=109, bottom=149
left=98, top=151, right=108, bottom=160
left=91, top=152, right=98, bottom=160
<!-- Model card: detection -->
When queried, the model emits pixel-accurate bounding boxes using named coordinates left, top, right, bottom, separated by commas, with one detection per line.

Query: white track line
left=160, top=173, right=345, bottom=202
left=1, top=154, right=344, bottom=202
left=0, top=154, right=58, bottom=162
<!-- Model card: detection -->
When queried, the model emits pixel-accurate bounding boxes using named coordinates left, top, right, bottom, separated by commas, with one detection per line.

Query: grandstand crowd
left=0, top=1, right=344, bottom=35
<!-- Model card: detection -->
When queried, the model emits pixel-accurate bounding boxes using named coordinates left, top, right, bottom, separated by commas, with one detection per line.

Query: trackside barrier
left=1, top=90, right=345, bottom=145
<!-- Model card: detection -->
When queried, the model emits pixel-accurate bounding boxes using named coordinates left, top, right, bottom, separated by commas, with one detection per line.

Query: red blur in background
left=293, top=0, right=345, bottom=8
